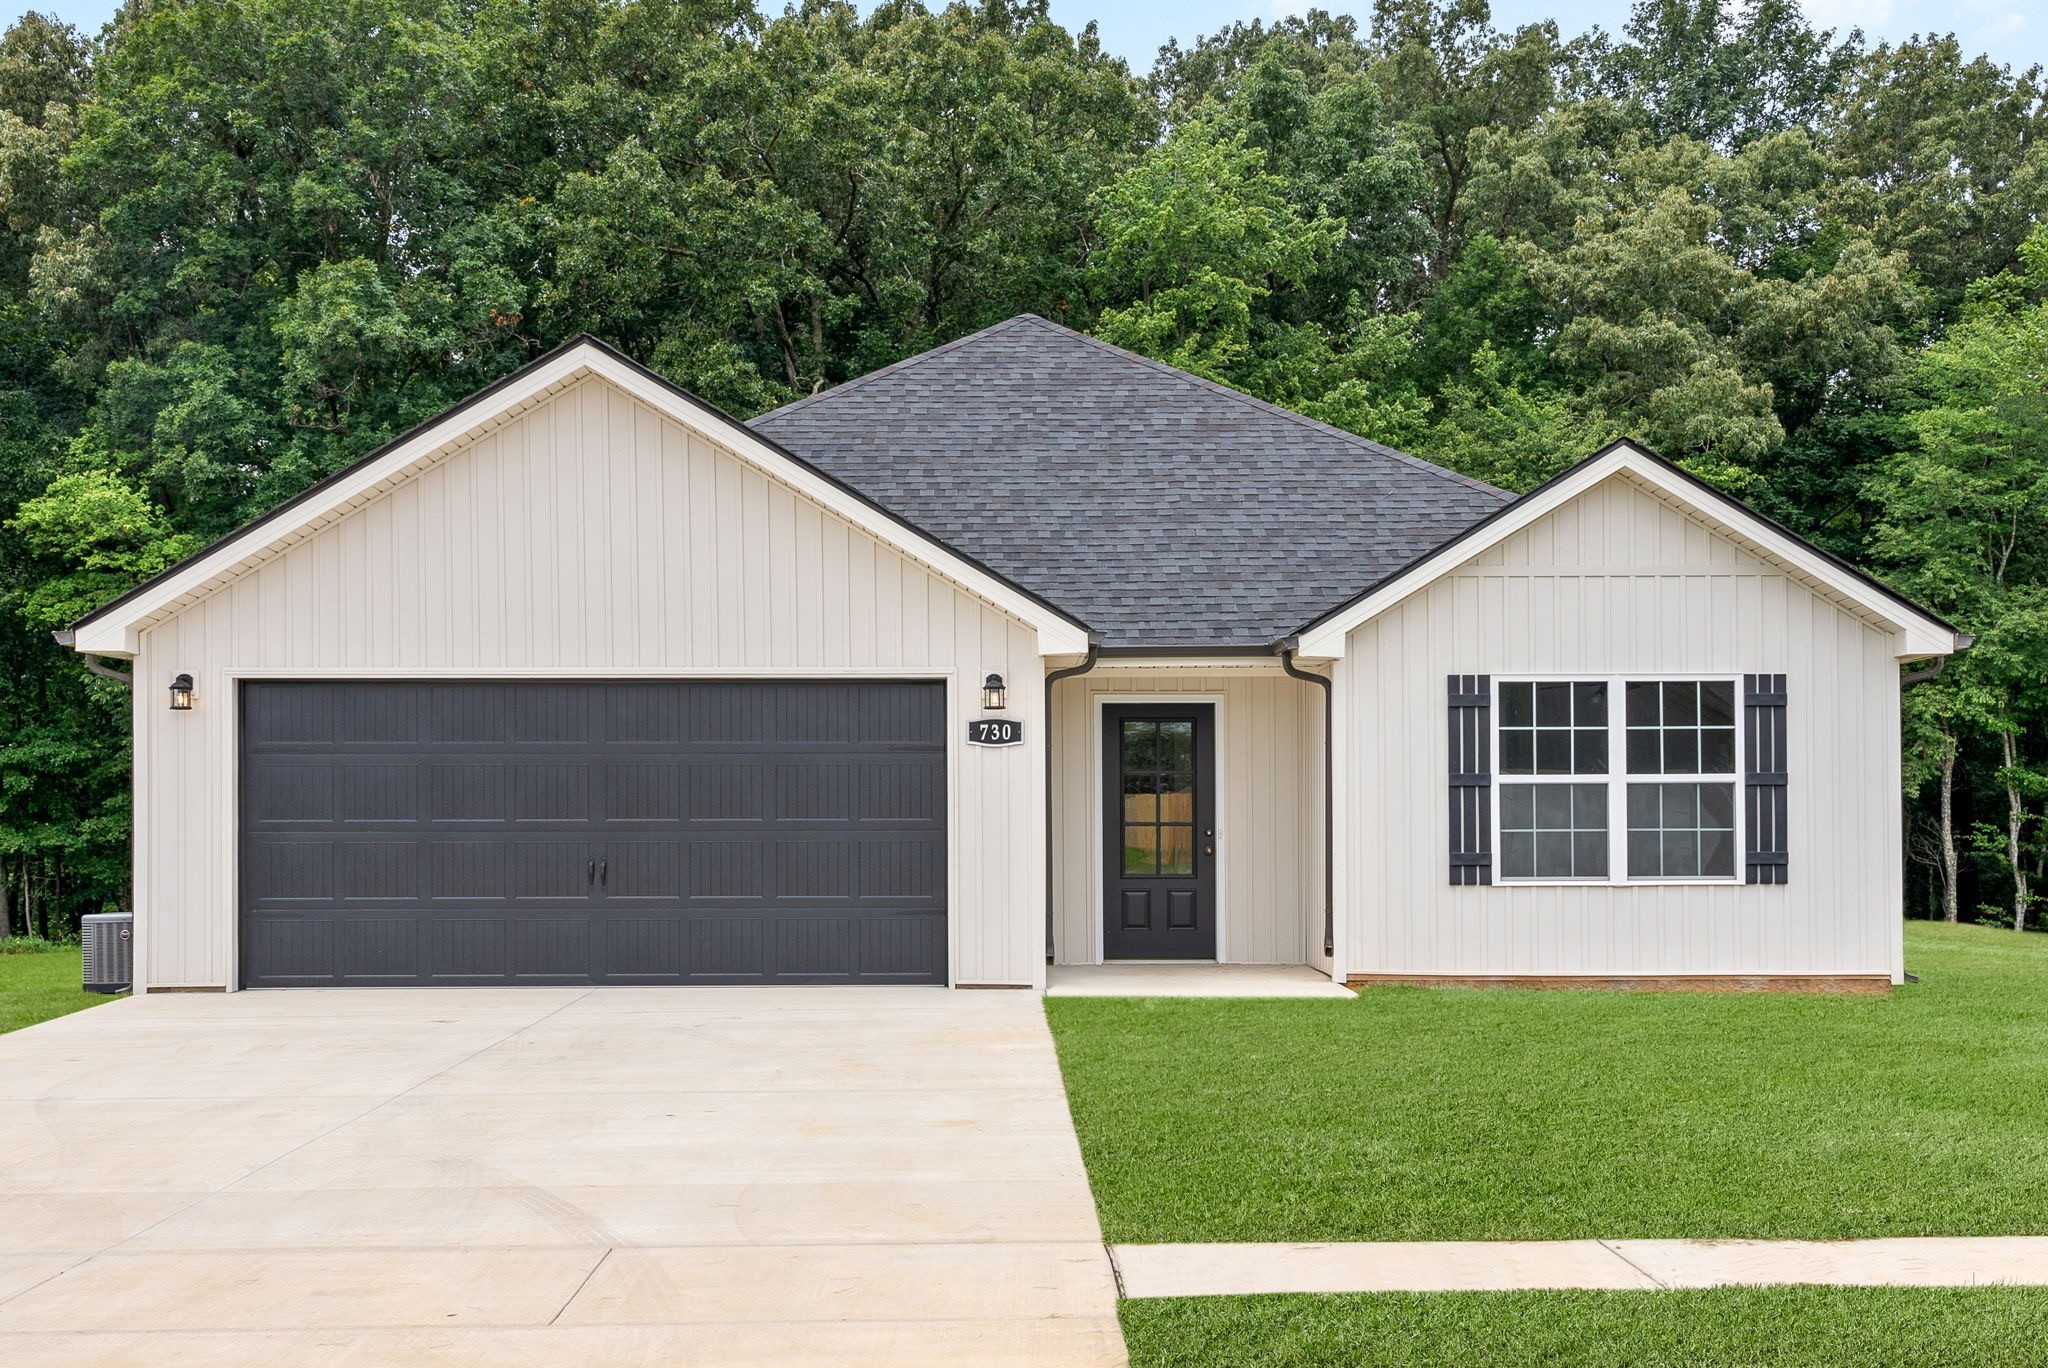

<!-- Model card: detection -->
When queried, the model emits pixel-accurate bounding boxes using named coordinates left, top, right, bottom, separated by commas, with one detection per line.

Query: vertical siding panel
left=689, top=427, right=713, bottom=663
left=655, top=416, right=679, bottom=664
left=1046, top=668, right=1320, bottom=965
left=765, top=483, right=794, bottom=667
left=709, top=436, right=739, bottom=667
left=132, top=375, right=1064, bottom=988
left=388, top=482, right=418, bottom=665
left=874, top=539, right=903, bottom=669
left=1340, top=477, right=1898, bottom=983
left=741, top=466, right=771, bottom=669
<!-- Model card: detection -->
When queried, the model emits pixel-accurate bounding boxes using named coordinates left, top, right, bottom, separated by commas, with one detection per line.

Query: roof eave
left=1291, top=439, right=1963, bottom=662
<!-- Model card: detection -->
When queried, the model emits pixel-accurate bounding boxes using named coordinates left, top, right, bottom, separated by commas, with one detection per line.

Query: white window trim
left=1490, top=673, right=1746, bottom=888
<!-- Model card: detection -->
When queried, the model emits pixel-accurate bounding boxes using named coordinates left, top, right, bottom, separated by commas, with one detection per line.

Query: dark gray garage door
left=239, top=681, right=946, bottom=987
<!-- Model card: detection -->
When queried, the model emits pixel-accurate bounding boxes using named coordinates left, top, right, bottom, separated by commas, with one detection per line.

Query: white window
left=1495, top=677, right=1742, bottom=885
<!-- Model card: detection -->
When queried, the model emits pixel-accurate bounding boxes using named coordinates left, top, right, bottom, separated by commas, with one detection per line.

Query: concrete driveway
left=0, top=987, right=1124, bottom=1366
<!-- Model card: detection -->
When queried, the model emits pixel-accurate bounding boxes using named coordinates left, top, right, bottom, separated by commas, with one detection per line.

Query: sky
left=9, top=0, right=2042, bottom=80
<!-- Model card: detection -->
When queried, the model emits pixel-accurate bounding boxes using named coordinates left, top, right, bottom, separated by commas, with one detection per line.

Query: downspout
left=1279, top=643, right=1335, bottom=958
left=51, top=630, right=133, bottom=684
left=1901, top=642, right=1970, bottom=688
left=1045, top=641, right=1102, bottom=961
left=1899, top=639, right=1969, bottom=982
left=1899, top=660, right=1943, bottom=686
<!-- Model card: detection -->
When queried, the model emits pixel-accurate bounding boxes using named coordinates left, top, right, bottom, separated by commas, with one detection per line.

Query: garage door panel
left=861, top=915, right=949, bottom=978
left=858, top=838, right=947, bottom=901
left=244, top=838, right=335, bottom=906
left=241, top=681, right=946, bottom=987
left=336, top=917, right=418, bottom=979
left=603, top=761, right=691, bottom=824
left=331, top=840, right=420, bottom=901
left=602, top=838, right=684, bottom=902
left=684, top=763, right=770, bottom=822
left=855, top=759, right=946, bottom=824
left=426, top=839, right=508, bottom=900
left=243, top=762, right=338, bottom=825
left=424, top=918, right=505, bottom=978
left=243, top=917, right=335, bottom=985
left=858, top=686, right=950, bottom=745
left=336, top=764, right=418, bottom=823
left=505, top=841, right=598, bottom=902
left=683, top=839, right=772, bottom=901
left=681, top=918, right=764, bottom=978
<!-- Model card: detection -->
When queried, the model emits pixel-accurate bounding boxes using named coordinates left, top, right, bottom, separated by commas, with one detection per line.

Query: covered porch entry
left=1047, top=659, right=1334, bottom=978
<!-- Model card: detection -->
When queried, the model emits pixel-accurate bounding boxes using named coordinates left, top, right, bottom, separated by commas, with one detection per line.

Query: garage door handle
left=597, top=858, right=608, bottom=886
left=586, top=858, right=596, bottom=885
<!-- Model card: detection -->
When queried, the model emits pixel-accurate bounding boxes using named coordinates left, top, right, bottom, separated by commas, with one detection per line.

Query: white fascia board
left=70, top=342, right=1089, bottom=659
left=1295, top=443, right=1960, bottom=662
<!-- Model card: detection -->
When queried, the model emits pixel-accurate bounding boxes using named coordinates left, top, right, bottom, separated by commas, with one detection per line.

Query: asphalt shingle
left=749, top=314, right=1514, bottom=648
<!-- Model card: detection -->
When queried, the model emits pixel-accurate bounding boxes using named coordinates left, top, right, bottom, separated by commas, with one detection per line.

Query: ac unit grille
left=81, top=912, right=133, bottom=994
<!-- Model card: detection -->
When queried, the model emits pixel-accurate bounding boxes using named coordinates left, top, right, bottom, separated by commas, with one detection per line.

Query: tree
left=1217, top=45, right=1427, bottom=318
left=0, top=0, right=2041, bottom=935
left=1603, top=0, right=1860, bottom=150
left=1149, top=8, right=1368, bottom=125
left=1090, top=118, right=1339, bottom=382
left=1365, top=0, right=1560, bottom=281
left=1870, top=228, right=2048, bottom=929
left=1827, top=37, right=2047, bottom=319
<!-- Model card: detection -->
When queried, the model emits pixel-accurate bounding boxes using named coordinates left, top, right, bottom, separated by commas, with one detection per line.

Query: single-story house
left=62, top=316, right=1963, bottom=993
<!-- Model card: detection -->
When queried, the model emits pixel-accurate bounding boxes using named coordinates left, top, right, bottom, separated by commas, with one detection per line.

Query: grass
left=0, top=940, right=109, bottom=1034
left=1048, top=922, right=2048, bottom=1242
left=1119, top=1287, right=2048, bottom=1367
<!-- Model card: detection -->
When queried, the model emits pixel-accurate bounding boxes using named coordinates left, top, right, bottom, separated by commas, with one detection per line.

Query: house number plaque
left=967, top=718, right=1024, bottom=747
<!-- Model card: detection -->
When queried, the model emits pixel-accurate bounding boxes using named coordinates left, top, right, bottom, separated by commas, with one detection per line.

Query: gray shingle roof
left=749, top=315, right=1514, bottom=648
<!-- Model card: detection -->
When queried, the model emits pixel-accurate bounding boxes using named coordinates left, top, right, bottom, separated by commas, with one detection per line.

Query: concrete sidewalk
left=1111, top=1237, right=2048, bottom=1298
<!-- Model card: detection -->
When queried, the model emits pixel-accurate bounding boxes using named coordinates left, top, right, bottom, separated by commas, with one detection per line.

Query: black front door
left=1102, top=704, right=1216, bottom=959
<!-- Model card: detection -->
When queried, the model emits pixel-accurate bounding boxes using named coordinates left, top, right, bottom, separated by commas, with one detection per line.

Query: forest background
left=1, top=0, right=2042, bottom=936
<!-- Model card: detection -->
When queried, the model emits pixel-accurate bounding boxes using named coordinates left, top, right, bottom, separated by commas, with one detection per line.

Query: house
left=62, top=317, right=1963, bottom=993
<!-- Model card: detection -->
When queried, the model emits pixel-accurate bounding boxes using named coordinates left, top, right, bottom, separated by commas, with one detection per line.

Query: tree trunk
left=1939, top=737, right=1960, bottom=924
left=0, top=867, right=10, bottom=938
left=2003, top=731, right=2030, bottom=932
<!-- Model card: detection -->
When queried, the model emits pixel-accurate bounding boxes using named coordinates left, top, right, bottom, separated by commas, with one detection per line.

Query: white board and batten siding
left=1051, top=668, right=1328, bottom=969
left=131, top=374, right=1048, bottom=990
left=1337, top=473, right=1905, bottom=983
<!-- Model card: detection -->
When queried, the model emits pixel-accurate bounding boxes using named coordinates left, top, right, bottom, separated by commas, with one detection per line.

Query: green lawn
left=1120, top=1287, right=2048, bottom=1368
left=0, top=943, right=109, bottom=1034
left=1048, top=922, right=2048, bottom=1242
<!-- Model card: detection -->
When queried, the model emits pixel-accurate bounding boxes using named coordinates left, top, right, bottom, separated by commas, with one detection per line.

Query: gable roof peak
left=1292, top=437, right=1962, bottom=661
left=66, top=331, right=1091, bottom=656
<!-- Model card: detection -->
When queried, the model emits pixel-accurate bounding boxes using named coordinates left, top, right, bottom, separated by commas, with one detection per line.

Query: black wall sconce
left=981, top=673, right=1007, bottom=711
left=168, top=673, right=195, bottom=711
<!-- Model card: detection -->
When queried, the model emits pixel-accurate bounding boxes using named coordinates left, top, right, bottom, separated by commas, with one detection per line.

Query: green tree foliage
left=0, top=0, right=2041, bottom=932
left=1601, top=0, right=1859, bottom=150
left=1091, top=119, right=1340, bottom=379
left=1870, top=230, right=2048, bottom=927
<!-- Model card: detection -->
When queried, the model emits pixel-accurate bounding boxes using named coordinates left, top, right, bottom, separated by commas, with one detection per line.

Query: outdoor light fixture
left=981, top=673, right=1008, bottom=711
left=168, top=673, right=194, bottom=711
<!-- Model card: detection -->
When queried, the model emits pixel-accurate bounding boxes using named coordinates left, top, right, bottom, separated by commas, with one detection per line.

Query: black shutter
left=1448, top=674, right=1492, bottom=885
left=1744, top=673, right=1788, bottom=884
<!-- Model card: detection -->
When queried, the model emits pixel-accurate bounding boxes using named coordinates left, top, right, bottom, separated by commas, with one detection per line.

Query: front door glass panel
left=1121, top=720, right=1196, bottom=876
